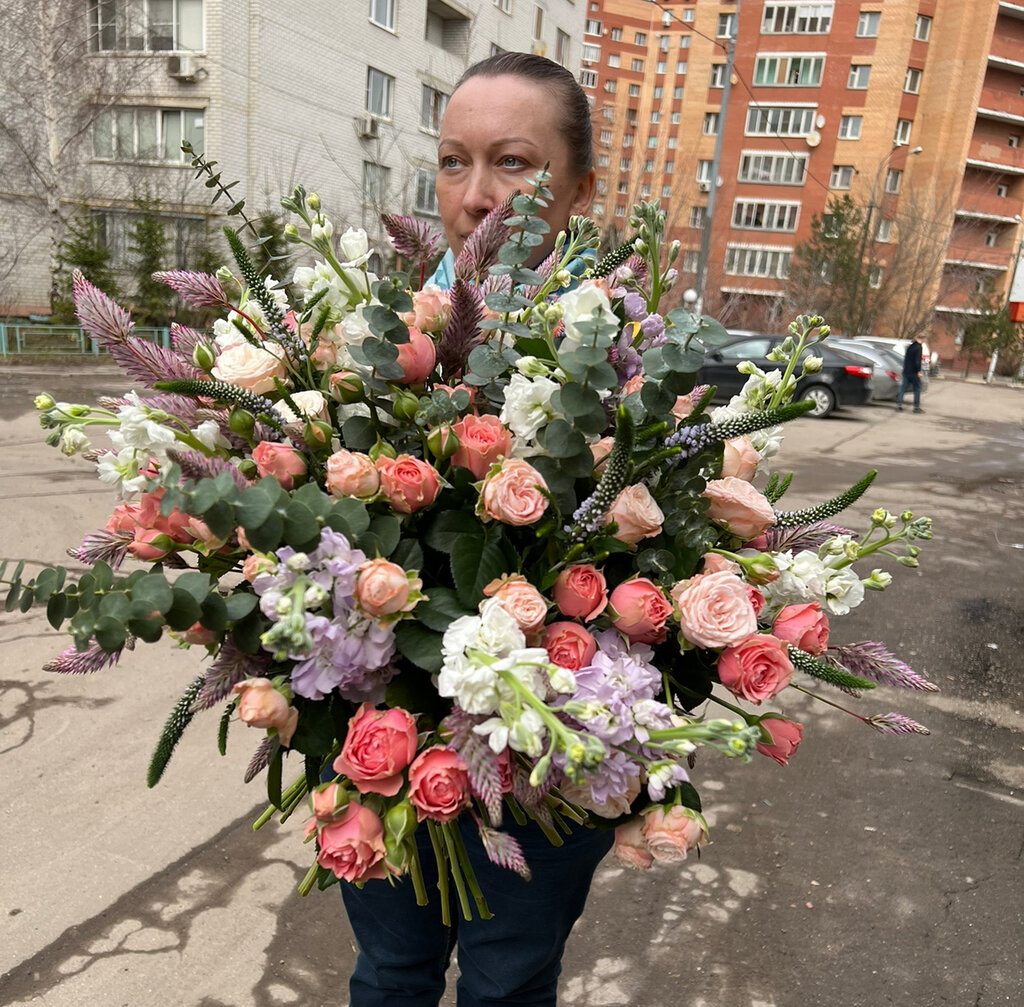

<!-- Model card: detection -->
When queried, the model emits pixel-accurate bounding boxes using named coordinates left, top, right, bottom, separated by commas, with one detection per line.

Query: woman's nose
left=462, top=166, right=497, bottom=218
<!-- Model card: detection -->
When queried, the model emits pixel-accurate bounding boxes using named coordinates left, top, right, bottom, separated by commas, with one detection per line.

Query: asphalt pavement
left=1, top=365, right=1022, bottom=1007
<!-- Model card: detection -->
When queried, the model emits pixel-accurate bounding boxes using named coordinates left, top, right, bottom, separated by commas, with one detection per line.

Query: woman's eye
left=501, top=155, right=526, bottom=169
left=440, top=155, right=461, bottom=169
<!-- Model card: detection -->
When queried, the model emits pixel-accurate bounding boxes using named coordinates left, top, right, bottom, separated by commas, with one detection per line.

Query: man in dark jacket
left=896, top=335, right=925, bottom=413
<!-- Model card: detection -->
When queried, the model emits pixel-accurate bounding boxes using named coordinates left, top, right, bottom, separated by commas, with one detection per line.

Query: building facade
left=581, top=0, right=1024, bottom=368
left=0, top=0, right=585, bottom=317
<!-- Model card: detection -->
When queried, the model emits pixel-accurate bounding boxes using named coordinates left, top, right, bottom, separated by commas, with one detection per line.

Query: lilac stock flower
left=290, top=612, right=397, bottom=702
left=622, top=291, right=647, bottom=320
left=639, top=312, right=665, bottom=344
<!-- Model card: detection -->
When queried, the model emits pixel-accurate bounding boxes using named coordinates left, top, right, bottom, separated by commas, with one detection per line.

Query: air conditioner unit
left=167, top=54, right=198, bottom=83
left=357, top=114, right=380, bottom=140
left=698, top=181, right=711, bottom=193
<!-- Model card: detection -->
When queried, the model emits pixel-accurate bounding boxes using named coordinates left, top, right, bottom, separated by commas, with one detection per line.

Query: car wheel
left=798, top=384, right=837, bottom=418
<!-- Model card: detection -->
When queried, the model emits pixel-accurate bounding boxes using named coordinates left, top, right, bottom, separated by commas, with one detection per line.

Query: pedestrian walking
left=896, top=335, right=926, bottom=413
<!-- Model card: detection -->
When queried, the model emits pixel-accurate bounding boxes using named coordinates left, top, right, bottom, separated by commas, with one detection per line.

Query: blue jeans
left=339, top=815, right=614, bottom=1006
left=897, top=373, right=921, bottom=408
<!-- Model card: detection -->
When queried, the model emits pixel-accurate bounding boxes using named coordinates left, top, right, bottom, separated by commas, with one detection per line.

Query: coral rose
left=315, top=801, right=389, bottom=882
left=400, top=284, right=451, bottom=333
left=375, top=454, right=442, bottom=514
left=252, top=441, right=307, bottom=490
left=717, top=633, right=794, bottom=704
left=613, top=819, right=654, bottom=870
left=356, top=558, right=418, bottom=618
left=326, top=449, right=380, bottom=499
left=604, top=484, right=665, bottom=545
left=702, top=476, right=777, bottom=541
left=642, top=806, right=708, bottom=863
left=395, top=326, right=437, bottom=384
left=672, top=570, right=759, bottom=650
left=232, top=677, right=298, bottom=747
left=408, top=746, right=471, bottom=823
left=721, top=436, right=761, bottom=481
left=609, top=578, right=674, bottom=644
left=211, top=340, right=288, bottom=393
left=483, top=574, right=549, bottom=636
left=553, top=564, right=608, bottom=621
left=451, top=414, right=512, bottom=479
left=772, top=602, right=829, bottom=655
left=310, top=782, right=348, bottom=825
left=701, top=552, right=741, bottom=576
left=480, top=459, right=549, bottom=526
left=332, top=702, right=418, bottom=796
left=542, top=622, right=598, bottom=671
left=756, top=717, right=804, bottom=765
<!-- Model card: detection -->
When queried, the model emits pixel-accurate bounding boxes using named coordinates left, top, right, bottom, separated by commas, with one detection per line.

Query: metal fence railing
left=0, top=323, right=171, bottom=357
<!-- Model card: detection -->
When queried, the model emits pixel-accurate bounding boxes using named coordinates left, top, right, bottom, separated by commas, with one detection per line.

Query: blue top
left=426, top=246, right=594, bottom=293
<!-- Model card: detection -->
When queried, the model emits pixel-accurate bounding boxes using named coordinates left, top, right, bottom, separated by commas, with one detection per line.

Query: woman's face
left=436, top=74, right=595, bottom=262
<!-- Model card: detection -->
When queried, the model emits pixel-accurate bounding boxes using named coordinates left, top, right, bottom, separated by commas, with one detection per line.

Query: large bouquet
left=8, top=168, right=935, bottom=920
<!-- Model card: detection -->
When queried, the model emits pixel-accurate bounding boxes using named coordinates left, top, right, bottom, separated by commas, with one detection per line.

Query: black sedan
left=697, top=334, right=874, bottom=418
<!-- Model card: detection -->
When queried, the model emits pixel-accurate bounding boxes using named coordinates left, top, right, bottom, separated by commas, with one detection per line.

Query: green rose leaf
left=358, top=514, right=402, bottom=558
left=415, top=586, right=474, bottom=633
left=393, top=621, right=444, bottom=673
left=450, top=535, right=507, bottom=609
left=424, top=510, right=480, bottom=555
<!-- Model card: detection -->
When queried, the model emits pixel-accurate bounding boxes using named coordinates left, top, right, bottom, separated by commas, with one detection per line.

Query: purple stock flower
left=639, top=312, right=665, bottom=344
left=290, top=613, right=397, bottom=702
left=622, top=292, right=647, bottom=320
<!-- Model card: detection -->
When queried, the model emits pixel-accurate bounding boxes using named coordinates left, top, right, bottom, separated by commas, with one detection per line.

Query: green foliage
left=51, top=206, right=120, bottom=322
left=127, top=199, right=171, bottom=326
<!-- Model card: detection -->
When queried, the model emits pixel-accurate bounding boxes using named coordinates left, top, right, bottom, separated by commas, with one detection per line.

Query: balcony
left=955, top=191, right=1021, bottom=220
left=966, top=135, right=1024, bottom=172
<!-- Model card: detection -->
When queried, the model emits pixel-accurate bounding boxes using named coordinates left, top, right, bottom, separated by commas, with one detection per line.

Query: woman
left=338, top=54, right=610, bottom=1007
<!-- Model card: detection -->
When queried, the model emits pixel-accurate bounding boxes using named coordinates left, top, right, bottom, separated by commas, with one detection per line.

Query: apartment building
left=581, top=0, right=1024, bottom=366
left=1, top=0, right=584, bottom=317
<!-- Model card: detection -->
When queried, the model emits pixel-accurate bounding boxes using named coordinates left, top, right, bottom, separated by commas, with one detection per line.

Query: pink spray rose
left=590, top=436, right=615, bottom=473
left=355, top=558, right=419, bottom=618
left=326, top=449, right=381, bottom=500
left=717, top=633, right=794, bottom=704
left=451, top=414, right=513, bottom=479
left=310, top=782, right=348, bottom=825
left=772, top=602, right=830, bottom=655
left=542, top=622, right=598, bottom=671
left=642, top=806, right=708, bottom=863
left=480, top=459, right=549, bottom=527
left=553, top=564, right=608, bottom=621
left=702, top=477, right=777, bottom=541
left=672, top=570, right=759, bottom=650
left=376, top=454, right=442, bottom=514
left=721, top=436, right=761, bottom=481
left=408, top=746, right=471, bottom=823
left=314, top=801, right=390, bottom=882
left=242, top=553, right=274, bottom=582
left=232, top=677, right=298, bottom=747
left=756, top=717, right=805, bottom=765
left=252, top=441, right=307, bottom=490
left=395, top=326, right=437, bottom=384
left=612, top=818, right=654, bottom=870
left=609, top=578, right=674, bottom=644
left=483, top=574, right=549, bottom=636
left=332, top=703, right=418, bottom=796
left=604, top=484, right=665, bottom=545
left=701, top=552, right=741, bottom=576
left=400, top=284, right=451, bottom=333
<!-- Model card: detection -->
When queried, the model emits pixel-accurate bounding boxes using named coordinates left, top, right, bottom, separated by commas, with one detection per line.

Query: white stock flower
left=438, top=654, right=501, bottom=715
left=96, top=447, right=146, bottom=498
left=338, top=227, right=371, bottom=266
left=499, top=372, right=562, bottom=441
left=557, top=282, right=618, bottom=349
left=823, top=568, right=865, bottom=615
left=191, top=419, right=230, bottom=452
left=310, top=218, right=334, bottom=243
left=764, top=549, right=828, bottom=607
left=60, top=428, right=91, bottom=455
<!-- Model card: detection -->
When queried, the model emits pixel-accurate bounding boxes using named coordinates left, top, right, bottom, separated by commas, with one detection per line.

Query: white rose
left=557, top=282, right=618, bottom=349
left=277, top=390, right=329, bottom=424
left=211, top=341, right=288, bottom=394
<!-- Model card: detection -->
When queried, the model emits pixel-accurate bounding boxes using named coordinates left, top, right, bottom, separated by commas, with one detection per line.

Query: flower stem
left=297, top=860, right=320, bottom=897
left=440, top=822, right=473, bottom=922
left=448, top=822, right=493, bottom=920
left=426, top=820, right=452, bottom=928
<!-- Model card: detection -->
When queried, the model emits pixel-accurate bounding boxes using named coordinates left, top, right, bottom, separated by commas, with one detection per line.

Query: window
left=848, top=65, right=871, bottom=89
left=856, top=11, right=880, bottom=38
left=93, top=209, right=206, bottom=269
left=894, top=118, right=912, bottom=145
left=635, top=31, right=647, bottom=45
left=556, top=30, right=570, bottom=66
left=670, top=112, right=680, bottom=125
left=579, top=69, right=597, bottom=88
left=650, top=111, right=661, bottom=124
left=985, top=231, right=999, bottom=247
left=490, top=43, right=506, bottom=56
left=533, top=4, right=544, bottom=41
left=725, top=245, right=792, bottom=278
left=592, top=201, right=605, bottom=216
left=673, top=85, right=685, bottom=98
left=683, top=249, right=700, bottom=272
left=615, top=205, right=627, bottom=217
left=739, top=152, right=808, bottom=184
left=678, top=60, right=688, bottom=73
left=640, top=182, right=651, bottom=197
left=647, top=136, right=658, bottom=148
left=690, top=206, right=706, bottom=228
left=656, top=60, right=667, bottom=74
left=761, top=3, right=833, bottom=34
left=667, top=135, right=678, bottom=146
left=415, top=169, right=439, bottom=215
left=595, top=179, right=607, bottom=195
left=425, top=0, right=470, bottom=52
left=662, top=185, right=673, bottom=198
left=718, top=13, right=736, bottom=37
left=679, top=35, right=691, bottom=49
left=868, top=266, right=882, bottom=289
left=420, top=85, right=448, bottom=133
left=617, top=181, right=628, bottom=193
left=884, top=168, right=902, bottom=194
left=904, top=68, right=921, bottom=94
left=631, top=58, right=644, bottom=72
left=363, top=162, right=390, bottom=206
left=822, top=213, right=841, bottom=237
left=608, top=53, right=620, bottom=68
left=682, top=8, right=694, bottom=22
left=582, top=42, right=600, bottom=62
left=710, top=64, right=726, bottom=87
left=604, top=80, right=617, bottom=93
left=366, top=67, right=394, bottom=118
left=914, top=15, right=931, bottom=41
left=494, top=0, right=511, bottom=12
left=620, top=157, right=632, bottom=171
left=838, top=115, right=862, bottom=139
left=644, top=159, right=655, bottom=172
left=628, top=83, right=641, bottom=97
left=997, top=184, right=1009, bottom=198
left=626, top=108, right=638, bottom=125
left=697, top=159, right=713, bottom=182
left=597, top=153, right=609, bottom=167
left=88, top=0, right=204, bottom=52
left=732, top=199, right=800, bottom=231
left=369, top=0, right=395, bottom=30
left=653, top=85, right=663, bottom=98
left=876, top=218, right=893, bottom=242
left=664, top=160, right=674, bottom=173
left=755, top=54, right=825, bottom=87
left=830, top=164, right=854, bottom=189
left=93, top=106, right=205, bottom=162
left=746, top=105, right=816, bottom=136
left=703, top=112, right=720, bottom=135
left=1010, top=135, right=1021, bottom=148
left=599, top=129, right=612, bottom=145
left=659, top=34, right=670, bottom=52
left=622, top=133, right=634, bottom=147
left=610, top=27, right=622, bottom=41
left=585, top=18, right=602, bottom=35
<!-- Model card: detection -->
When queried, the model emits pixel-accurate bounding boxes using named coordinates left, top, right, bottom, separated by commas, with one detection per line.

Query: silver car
left=828, top=339, right=902, bottom=401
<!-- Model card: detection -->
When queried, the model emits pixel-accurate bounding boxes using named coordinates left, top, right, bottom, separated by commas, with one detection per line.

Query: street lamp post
left=847, top=144, right=923, bottom=337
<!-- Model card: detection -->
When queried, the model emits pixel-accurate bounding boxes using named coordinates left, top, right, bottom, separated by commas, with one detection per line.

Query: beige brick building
left=0, top=0, right=585, bottom=318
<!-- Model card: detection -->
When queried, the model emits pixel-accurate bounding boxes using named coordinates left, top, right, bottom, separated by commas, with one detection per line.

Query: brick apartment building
left=1, top=0, right=584, bottom=318
left=581, top=0, right=1024, bottom=368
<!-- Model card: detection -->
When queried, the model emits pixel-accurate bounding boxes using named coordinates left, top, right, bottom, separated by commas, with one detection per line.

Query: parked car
left=858, top=336, right=937, bottom=377
left=828, top=338, right=902, bottom=401
left=697, top=334, right=874, bottom=418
